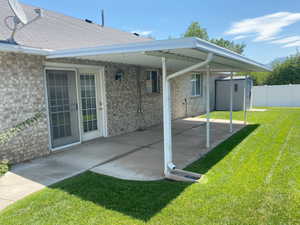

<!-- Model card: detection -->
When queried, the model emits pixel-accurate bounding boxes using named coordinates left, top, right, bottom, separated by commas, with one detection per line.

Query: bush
left=266, top=54, right=300, bottom=85
left=0, top=160, right=9, bottom=176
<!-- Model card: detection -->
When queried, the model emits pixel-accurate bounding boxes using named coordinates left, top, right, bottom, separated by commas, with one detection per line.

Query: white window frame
left=191, top=73, right=203, bottom=97
left=146, top=70, right=160, bottom=93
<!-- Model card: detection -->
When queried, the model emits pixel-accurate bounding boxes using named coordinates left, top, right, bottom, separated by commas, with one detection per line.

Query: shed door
left=215, top=80, right=230, bottom=111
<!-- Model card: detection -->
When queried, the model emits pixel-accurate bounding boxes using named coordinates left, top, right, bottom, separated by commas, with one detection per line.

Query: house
left=0, top=0, right=270, bottom=180
left=215, top=76, right=253, bottom=111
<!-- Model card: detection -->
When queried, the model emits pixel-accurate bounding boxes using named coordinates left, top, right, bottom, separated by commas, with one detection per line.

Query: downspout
left=162, top=52, right=214, bottom=181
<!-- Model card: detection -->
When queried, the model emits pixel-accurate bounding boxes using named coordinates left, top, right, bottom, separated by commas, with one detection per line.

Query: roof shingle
left=0, top=0, right=151, bottom=50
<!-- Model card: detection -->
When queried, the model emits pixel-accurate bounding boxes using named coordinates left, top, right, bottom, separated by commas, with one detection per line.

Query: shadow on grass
left=186, top=124, right=260, bottom=173
left=50, top=124, right=259, bottom=222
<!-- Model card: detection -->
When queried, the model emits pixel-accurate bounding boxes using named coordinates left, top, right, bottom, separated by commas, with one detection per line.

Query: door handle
left=98, top=101, right=103, bottom=110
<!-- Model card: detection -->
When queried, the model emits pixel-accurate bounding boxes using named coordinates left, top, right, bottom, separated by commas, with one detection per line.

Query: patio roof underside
left=47, top=38, right=271, bottom=73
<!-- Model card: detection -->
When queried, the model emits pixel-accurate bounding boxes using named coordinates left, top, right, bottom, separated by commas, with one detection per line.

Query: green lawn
left=1, top=108, right=299, bottom=225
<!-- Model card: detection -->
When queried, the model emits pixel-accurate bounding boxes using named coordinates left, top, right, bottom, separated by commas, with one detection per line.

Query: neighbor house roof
left=0, top=0, right=151, bottom=50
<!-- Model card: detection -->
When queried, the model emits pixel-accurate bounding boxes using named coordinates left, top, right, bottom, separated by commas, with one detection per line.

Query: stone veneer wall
left=171, top=73, right=206, bottom=119
left=171, top=72, right=225, bottom=119
left=46, top=58, right=163, bottom=137
left=0, top=52, right=49, bottom=163
left=0, top=53, right=210, bottom=163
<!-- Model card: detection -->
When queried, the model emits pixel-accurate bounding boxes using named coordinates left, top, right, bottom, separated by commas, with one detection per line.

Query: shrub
left=0, top=160, right=9, bottom=176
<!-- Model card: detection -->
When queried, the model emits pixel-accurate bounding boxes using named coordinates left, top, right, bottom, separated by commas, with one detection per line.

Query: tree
left=239, top=71, right=271, bottom=85
left=265, top=54, right=300, bottom=85
left=183, top=22, right=209, bottom=41
left=210, top=38, right=246, bottom=54
left=183, top=22, right=246, bottom=54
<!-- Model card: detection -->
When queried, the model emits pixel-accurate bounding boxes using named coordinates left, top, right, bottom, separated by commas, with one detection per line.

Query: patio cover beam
left=244, top=75, right=248, bottom=125
left=206, top=65, right=211, bottom=148
left=230, top=72, right=233, bottom=133
left=145, top=50, right=239, bottom=73
left=145, top=50, right=201, bottom=63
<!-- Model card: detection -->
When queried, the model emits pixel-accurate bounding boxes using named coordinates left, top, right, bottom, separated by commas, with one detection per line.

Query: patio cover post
left=206, top=64, right=211, bottom=149
left=243, top=75, right=247, bottom=125
left=229, top=72, right=233, bottom=132
left=162, top=57, right=173, bottom=175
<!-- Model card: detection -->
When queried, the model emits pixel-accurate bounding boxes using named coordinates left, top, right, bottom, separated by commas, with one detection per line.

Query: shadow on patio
left=50, top=124, right=259, bottom=222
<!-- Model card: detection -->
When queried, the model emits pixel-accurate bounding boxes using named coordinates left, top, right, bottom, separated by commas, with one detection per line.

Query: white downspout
left=167, top=53, right=214, bottom=81
left=162, top=52, right=214, bottom=176
left=162, top=57, right=173, bottom=175
left=229, top=72, right=233, bottom=133
left=206, top=65, right=211, bottom=149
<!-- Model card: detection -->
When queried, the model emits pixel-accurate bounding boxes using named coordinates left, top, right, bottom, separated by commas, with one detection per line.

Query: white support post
left=206, top=65, right=211, bottom=149
left=229, top=72, right=233, bottom=132
left=243, top=75, right=247, bottom=125
left=162, top=57, right=172, bottom=175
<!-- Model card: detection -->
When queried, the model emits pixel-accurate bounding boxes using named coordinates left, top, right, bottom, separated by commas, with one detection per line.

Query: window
left=146, top=71, right=160, bottom=93
left=191, top=74, right=203, bottom=96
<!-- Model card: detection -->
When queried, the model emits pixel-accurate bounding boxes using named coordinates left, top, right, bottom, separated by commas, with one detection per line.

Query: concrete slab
left=0, top=139, right=143, bottom=210
left=0, top=117, right=245, bottom=211
left=91, top=147, right=164, bottom=181
left=249, top=108, right=267, bottom=112
left=92, top=121, right=244, bottom=181
left=12, top=140, right=139, bottom=185
left=0, top=172, right=45, bottom=210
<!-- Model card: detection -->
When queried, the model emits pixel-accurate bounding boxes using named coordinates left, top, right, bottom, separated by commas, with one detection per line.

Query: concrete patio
left=0, top=117, right=244, bottom=210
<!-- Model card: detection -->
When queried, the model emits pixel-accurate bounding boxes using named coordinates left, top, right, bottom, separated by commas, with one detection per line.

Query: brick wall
left=0, top=54, right=209, bottom=163
left=47, top=58, right=163, bottom=136
left=0, top=52, right=49, bottom=163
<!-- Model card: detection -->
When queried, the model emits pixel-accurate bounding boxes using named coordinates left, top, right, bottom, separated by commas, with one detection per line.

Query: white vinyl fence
left=252, top=84, right=300, bottom=107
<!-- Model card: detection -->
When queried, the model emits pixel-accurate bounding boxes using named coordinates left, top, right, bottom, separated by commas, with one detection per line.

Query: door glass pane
left=80, top=74, right=98, bottom=133
left=46, top=70, right=80, bottom=148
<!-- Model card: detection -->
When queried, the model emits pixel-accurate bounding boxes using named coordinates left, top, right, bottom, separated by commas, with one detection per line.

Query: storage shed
left=215, top=76, right=252, bottom=111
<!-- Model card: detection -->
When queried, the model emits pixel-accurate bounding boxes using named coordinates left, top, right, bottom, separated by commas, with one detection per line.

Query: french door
left=46, top=68, right=104, bottom=150
left=46, top=69, right=80, bottom=148
left=78, top=69, right=103, bottom=141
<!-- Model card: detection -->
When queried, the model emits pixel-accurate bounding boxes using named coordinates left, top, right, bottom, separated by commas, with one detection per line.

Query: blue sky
left=22, top=0, right=300, bottom=64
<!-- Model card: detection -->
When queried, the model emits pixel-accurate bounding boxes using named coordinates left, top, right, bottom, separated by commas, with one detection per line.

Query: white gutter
left=0, top=43, right=50, bottom=55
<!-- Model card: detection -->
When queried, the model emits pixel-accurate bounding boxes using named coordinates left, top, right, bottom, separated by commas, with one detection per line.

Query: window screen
left=191, top=74, right=203, bottom=96
left=146, top=71, right=160, bottom=93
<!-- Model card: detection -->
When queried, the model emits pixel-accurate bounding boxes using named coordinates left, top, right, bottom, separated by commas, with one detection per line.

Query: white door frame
left=43, top=62, right=108, bottom=151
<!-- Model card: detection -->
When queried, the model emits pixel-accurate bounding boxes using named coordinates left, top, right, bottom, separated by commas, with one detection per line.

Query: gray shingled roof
left=0, top=0, right=151, bottom=50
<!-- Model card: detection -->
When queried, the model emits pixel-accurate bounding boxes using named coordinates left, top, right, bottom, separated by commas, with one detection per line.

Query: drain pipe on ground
left=162, top=52, right=214, bottom=182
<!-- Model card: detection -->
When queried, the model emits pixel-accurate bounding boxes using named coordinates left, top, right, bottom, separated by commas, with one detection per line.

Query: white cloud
left=284, top=40, right=300, bottom=48
left=225, top=12, right=300, bottom=42
left=131, top=30, right=152, bottom=36
left=270, top=36, right=300, bottom=48
left=232, top=35, right=248, bottom=40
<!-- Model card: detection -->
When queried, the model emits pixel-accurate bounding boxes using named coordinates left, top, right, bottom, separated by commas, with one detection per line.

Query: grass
left=0, top=108, right=299, bottom=225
